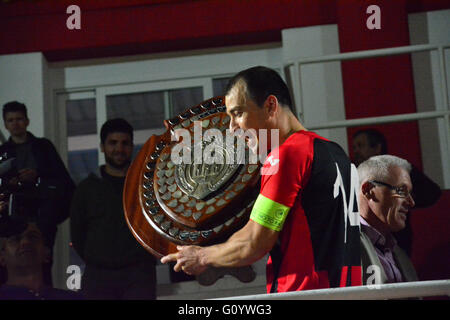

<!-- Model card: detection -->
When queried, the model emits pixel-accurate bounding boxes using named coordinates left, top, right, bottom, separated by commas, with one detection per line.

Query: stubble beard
left=105, top=154, right=131, bottom=170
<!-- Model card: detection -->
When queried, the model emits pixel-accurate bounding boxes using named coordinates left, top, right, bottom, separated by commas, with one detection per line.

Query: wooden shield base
left=123, top=97, right=261, bottom=258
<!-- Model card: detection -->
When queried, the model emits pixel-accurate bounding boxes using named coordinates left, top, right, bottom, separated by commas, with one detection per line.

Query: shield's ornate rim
left=123, top=96, right=261, bottom=258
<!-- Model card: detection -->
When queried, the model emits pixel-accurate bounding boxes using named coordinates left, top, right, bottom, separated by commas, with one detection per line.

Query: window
left=66, top=98, right=98, bottom=184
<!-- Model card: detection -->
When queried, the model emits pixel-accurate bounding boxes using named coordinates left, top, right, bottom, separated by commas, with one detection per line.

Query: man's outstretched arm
left=160, top=219, right=279, bottom=275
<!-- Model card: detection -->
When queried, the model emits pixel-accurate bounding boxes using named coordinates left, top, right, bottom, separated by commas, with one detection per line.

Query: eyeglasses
left=369, top=180, right=413, bottom=198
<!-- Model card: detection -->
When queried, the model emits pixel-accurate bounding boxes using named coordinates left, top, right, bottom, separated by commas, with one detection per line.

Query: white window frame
left=96, top=78, right=212, bottom=164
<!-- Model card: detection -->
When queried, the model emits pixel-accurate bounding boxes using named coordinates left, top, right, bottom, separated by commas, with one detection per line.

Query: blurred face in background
left=0, top=223, right=48, bottom=272
left=101, top=132, right=133, bottom=170
left=352, top=133, right=382, bottom=166
left=4, top=111, right=29, bottom=138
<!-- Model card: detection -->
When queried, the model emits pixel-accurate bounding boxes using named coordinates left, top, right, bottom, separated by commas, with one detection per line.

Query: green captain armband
left=250, top=194, right=290, bottom=232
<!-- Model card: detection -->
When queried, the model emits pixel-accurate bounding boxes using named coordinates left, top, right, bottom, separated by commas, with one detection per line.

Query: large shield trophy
left=123, top=97, right=261, bottom=264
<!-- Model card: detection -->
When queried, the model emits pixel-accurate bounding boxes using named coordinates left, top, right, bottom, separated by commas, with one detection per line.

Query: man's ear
left=361, top=181, right=375, bottom=199
left=264, top=95, right=278, bottom=117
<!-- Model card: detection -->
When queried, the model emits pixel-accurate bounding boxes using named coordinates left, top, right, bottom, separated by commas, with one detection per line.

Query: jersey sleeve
left=250, top=137, right=314, bottom=231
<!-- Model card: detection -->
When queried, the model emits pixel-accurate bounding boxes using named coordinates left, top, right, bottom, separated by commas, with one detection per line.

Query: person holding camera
left=0, top=101, right=75, bottom=286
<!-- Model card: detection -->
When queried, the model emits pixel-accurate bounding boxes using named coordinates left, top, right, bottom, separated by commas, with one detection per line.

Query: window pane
left=169, top=87, right=203, bottom=116
left=133, top=144, right=143, bottom=159
left=66, top=98, right=96, bottom=137
left=106, top=91, right=166, bottom=131
left=68, top=149, right=98, bottom=185
left=213, top=77, right=231, bottom=96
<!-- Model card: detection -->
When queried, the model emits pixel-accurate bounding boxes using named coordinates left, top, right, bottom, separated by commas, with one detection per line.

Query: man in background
left=0, top=195, right=82, bottom=301
left=357, top=155, right=418, bottom=284
left=352, top=128, right=441, bottom=256
left=70, top=118, right=156, bottom=300
left=0, top=101, right=75, bottom=286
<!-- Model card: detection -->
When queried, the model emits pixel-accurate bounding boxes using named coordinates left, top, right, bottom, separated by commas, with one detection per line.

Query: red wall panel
left=1, top=0, right=449, bottom=61
left=0, top=0, right=337, bottom=61
left=411, top=190, right=450, bottom=281
left=337, top=0, right=423, bottom=170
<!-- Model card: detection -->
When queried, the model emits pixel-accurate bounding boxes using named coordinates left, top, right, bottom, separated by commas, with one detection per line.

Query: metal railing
left=215, top=279, right=450, bottom=300
left=284, top=43, right=450, bottom=120
left=284, top=42, right=450, bottom=188
left=305, top=110, right=449, bottom=130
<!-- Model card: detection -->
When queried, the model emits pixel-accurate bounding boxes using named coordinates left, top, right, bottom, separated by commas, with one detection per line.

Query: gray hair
left=357, top=154, right=412, bottom=186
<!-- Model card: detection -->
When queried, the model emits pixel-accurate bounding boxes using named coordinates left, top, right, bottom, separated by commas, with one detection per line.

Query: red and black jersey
left=255, top=130, right=361, bottom=293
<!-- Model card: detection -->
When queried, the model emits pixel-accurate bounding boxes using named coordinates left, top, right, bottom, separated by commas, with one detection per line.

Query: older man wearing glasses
left=357, top=155, right=419, bottom=285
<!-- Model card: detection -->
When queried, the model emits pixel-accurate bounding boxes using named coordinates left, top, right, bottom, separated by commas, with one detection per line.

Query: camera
left=0, top=152, right=55, bottom=238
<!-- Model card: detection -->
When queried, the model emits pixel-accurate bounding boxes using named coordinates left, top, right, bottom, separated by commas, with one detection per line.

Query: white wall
left=282, top=25, right=348, bottom=153
left=0, top=52, right=72, bottom=289
left=50, top=45, right=283, bottom=90
left=0, top=52, right=48, bottom=141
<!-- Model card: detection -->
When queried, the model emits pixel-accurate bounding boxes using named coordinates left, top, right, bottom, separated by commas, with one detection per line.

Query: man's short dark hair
left=225, top=66, right=293, bottom=112
left=100, top=118, right=134, bottom=144
left=353, top=128, right=388, bottom=154
left=2, top=101, right=28, bottom=120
